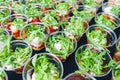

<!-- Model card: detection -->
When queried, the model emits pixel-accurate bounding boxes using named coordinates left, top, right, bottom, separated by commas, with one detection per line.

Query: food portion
left=95, top=13, right=118, bottom=30
left=46, top=32, right=76, bottom=61
left=76, top=45, right=115, bottom=76
left=0, top=70, right=7, bottom=80
left=114, top=40, right=120, bottom=62
left=24, top=53, right=63, bottom=80
left=0, top=39, right=31, bottom=73
left=113, top=62, right=120, bottom=80
left=21, top=23, right=46, bottom=50
left=64, top=16, right=87, bottom=40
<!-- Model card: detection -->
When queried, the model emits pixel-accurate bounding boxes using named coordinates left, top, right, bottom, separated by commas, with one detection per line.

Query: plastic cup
left=1, top=14, right=28, bottom=39
left=113, top=38, right=120, bottom=62
left=0, top=68, right=8, bottom=80
left=63, top=16, right=88, bottom=41
left=102, top=2, right=120, bottom=16
left=95, top=12, right=120, bottom=30
left=86, top=24, right=117, bottom=48
left=21, top=22, right=49, bottom=51
left=2, top=40, right=32, bottom=74
left=45, top=31, right=77, bottom=62
left=112, top=61, right=120, bottom=80
left=22, top=53, right=63, bottom=80
left=75, top=44, right=113, bottom=80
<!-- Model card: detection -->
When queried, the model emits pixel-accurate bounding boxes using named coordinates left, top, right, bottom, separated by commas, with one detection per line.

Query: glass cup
left=63, top=16, right=88, bottom=41
left=75, top=44, right=113, bottom=79
left=1, top=14, right=28, bottom=39
left=113, top=38, right=120, bottom=62
left=95, top=12, right=120, bottom=30
left=45, top=31, right=77, bottom=62
left=40, top=10, right=62, bottom=34
left=22, top=53, right=63, bottom=80
left=0, top=68, right=8, bottom=80
left=21, top=22, right=49, bottom=51
left=102, top=2, right=120, bottom=16
left=1, top=40, right=32, bottom=74
left=86, top=24, right=117, bottom=48
left=112, top=61, right=120, bottom=80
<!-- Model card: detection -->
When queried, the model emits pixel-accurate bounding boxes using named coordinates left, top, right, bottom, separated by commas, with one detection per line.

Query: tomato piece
left=31, top=43, right=45, bottom=50
left=114, top=53, right=120, bottom=62
left=13, top=66, right=24, bottom=74
left=30, top=18, right=41, bottom=23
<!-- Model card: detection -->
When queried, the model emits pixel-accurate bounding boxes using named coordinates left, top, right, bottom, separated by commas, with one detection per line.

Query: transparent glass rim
left=2, top=40, right=32, bottom=71
left=0, top=68, right=8, bottom=80
left=22, top=53, right=64, bottom=80
left=94, top=12, right=120, bottom=29
left=64, top=72, right=96, bottom=80
left=85, top=24, right=117, bottom=48
left=1, top=14, right=28, bottom=29
left=75, top=44, right=112, bottom=77
left=112, top=61, right=120, bottom=79
left=45, top=31, right=77, bottom=57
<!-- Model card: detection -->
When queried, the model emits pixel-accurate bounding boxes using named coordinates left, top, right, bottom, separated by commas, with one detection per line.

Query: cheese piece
left=31, top=37, right=40, bottom=47
left=54, top=42, right=61, bottom=51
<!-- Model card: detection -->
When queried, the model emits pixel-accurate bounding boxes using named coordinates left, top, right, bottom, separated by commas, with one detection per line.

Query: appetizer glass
left=55, top=0, right=73, bottom=21
left=10, top=1, right=26, bottom=14
left=25, top=4, right=42, bottom=23
left=102, top=2, right=120, bottom=17
left=95, top=12, right=120, bottom=30
left=37, top=0, right=55, bottom=12
left=0, top=68, right=8, bottom=80
left=113, top=38, right=120, bottom=62
left=63, top=16, right=88, bottom=41
left=64, top=72, right=96, bottom=80
left=21, top=22, right=48, bottom=51
left=1, top=14, right=28, bottom=39
left=0, top=6, right=11, bottom=24
left=75, top=44, right=114, bottom=79
left=45, top=31, right=77, bottom=62
left=112, top=61, right=120, bottom=80
left=22, top=53, right=63, bottom=80
left=86, top=24, right=117, bottom=48
left=73, top=5, right=96, bottom=23
left=1, top=40, right=32, bottom=74
left=0, top=28, right=10, bottom=50
left=80, top=0, right=103, bottom=8
left=41, top=10, right=61, bottom=34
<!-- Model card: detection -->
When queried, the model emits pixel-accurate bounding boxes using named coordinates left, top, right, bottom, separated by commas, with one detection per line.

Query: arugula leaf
left=46, top=33, right=75, bottom=59
left=76, top=47, right=113, bottom=76
left=31, top=54, right=61, bottom=80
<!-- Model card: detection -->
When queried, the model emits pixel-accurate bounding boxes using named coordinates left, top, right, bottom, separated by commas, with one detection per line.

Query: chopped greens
left=87, top=28, right=107, bottom=47
left=0, top=39, right=31, bottom=70
left=0, top=70, right=6, bottom=80
left=25, top=5, right=42, bottom=19
left=96, top=14, right=117, bottom=30
left=0, top=7, right=10, bottom=23
left=114, top=63, right=120, bottom=80
left=76, top=46, right=114, bottom=76
left=31, top=54, right=61, bottom=80
left=110, top=6, right=120, bottom=16
left=83, top=0, right=103, bottom=7
left=73, top=8, right=94, bottom=21
left=23, top=24, right=46, bottom=47
left=11, top=18, right=26, bottom=30
left=64, top=16, right=87, bottom=39
left=37, top=0, right=54, bottom=8
left=41, top=10, right=60, bottom=26
left=56, top=2, right=70, bottom=11
left=46, top=32, right=75, bottom=59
